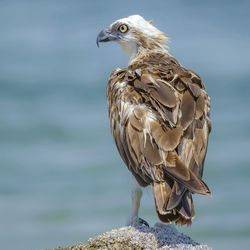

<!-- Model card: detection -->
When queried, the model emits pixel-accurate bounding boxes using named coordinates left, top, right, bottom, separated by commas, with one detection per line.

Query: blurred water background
left=0, top=1, right=250, bottom=249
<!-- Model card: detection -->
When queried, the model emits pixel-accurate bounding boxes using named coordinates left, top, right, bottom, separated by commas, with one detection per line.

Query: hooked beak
left=96, top=29, right=119, bottom=47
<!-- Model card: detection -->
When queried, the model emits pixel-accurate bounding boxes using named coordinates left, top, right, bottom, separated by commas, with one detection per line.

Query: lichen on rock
left=53, top=221, right=212, bottom=250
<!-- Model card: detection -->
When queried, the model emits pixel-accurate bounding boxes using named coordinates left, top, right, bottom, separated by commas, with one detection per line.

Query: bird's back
left=107, top=50, right=211, bottom=225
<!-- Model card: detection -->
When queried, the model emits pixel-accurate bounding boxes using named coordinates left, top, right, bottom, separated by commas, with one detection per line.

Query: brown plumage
left=98, top=15, right=211, bottom=225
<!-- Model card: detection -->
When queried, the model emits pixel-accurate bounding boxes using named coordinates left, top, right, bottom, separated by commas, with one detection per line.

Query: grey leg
left=126, top=177, right=143, bottom=226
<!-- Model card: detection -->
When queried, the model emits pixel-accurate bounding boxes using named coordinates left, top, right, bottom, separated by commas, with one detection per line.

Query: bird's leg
left=126, top=179, right=143, bottom=226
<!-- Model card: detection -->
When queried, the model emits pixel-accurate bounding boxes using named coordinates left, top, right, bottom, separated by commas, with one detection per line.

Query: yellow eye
left=118, top=24, right=129, bottom=33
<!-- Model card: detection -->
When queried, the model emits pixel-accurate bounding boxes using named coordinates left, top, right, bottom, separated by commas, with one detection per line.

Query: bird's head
left=97, top=15, right=168, bottom=60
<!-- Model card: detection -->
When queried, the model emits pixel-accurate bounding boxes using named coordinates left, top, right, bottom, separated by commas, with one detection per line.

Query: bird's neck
left=129, top=46, right=168, bottom=65
left=118, top=40, right=139, bottom=62
left=119, top=39, right=167, bottom=64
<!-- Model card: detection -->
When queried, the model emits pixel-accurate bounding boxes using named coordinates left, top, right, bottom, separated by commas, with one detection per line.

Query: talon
left=138, top=217, right=149, bottom=227
left=126, top=217, right=149, bottom=227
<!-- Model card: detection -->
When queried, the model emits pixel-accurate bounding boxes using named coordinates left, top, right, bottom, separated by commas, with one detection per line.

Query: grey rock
left=53, top=221, right=212, bottom=250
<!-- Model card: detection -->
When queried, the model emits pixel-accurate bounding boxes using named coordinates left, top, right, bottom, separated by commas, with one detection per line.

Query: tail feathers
left=152, top=182, right=171, bottom=215
left=166, top=181, right=186, bottom=210
left=152, top=181, right=195, bottom=225
left=177, top=191, right=195, bottom=219
left=165, top=151, right=211, bottom=196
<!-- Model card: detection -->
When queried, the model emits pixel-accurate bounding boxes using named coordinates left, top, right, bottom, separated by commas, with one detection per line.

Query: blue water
left=0, top=1, right=250, bottom=249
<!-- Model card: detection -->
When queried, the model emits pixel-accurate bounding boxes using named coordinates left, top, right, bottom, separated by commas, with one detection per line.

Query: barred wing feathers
left=107, top=53, right=211, bottom=224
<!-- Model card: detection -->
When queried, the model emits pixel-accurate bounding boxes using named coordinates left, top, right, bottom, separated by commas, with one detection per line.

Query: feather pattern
left=107, top=50, right=211, bottom=225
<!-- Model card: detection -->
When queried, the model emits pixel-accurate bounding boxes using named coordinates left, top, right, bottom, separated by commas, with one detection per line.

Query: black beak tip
left=96, top=29, right=106, bottom=48
left=96, top=29, right=117, bottom=47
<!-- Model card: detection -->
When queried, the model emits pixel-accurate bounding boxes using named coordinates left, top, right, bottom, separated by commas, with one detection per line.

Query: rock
left=53, top=221, right=212, bottom=250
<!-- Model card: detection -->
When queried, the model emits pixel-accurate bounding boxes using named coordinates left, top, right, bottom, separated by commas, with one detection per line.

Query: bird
left=97, top=15, right=211, bottom=226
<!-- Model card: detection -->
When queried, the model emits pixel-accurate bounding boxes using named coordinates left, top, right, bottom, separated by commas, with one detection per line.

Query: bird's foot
left=138, top=217, right=149, bottom=227
left=126, top=217, right=149, bottom=227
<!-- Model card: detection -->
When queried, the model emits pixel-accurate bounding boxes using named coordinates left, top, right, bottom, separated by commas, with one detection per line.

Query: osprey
left=97, top=15, right=211, bottom=225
